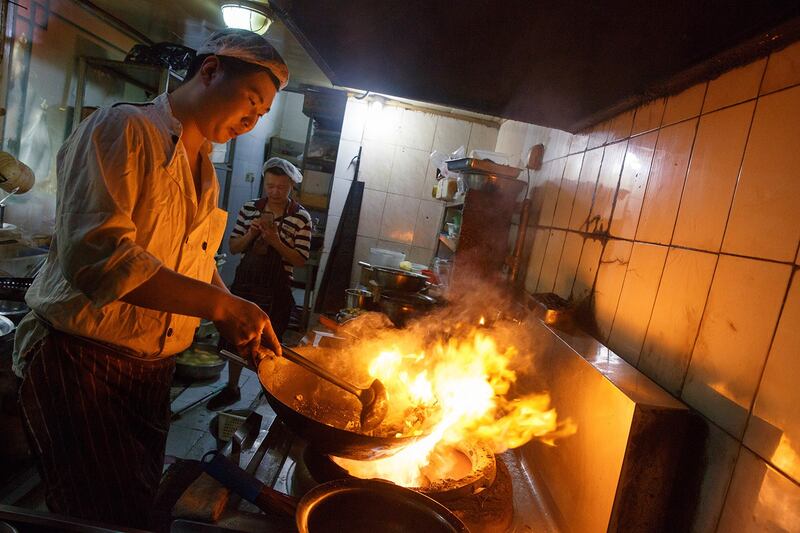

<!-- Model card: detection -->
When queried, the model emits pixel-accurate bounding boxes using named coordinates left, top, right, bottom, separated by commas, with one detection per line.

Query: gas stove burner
left=303, top=441, right=496, bottom=502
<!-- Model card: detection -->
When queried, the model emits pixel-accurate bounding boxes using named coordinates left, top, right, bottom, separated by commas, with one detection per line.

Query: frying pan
left=222, top=349, right=427, bottom=460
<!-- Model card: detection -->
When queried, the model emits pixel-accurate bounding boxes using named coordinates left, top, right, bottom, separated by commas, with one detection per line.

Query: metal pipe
left=509, top=198, right=531, bottom=285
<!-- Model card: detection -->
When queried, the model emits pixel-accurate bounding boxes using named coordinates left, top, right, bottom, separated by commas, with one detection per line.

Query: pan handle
left=218, top=349, right=256, bottom=371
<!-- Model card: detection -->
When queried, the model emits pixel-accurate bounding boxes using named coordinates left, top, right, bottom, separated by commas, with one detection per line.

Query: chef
left=13, top=29, right=286, bottom=529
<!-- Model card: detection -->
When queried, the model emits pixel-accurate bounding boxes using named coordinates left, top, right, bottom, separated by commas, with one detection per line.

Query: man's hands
left=256, top=219, right=281, bottom=248
left=212, top=294, right=282, bottom=362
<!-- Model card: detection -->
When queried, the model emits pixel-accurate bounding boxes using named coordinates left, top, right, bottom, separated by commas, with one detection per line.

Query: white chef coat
left=13, top=93, right=228, bottom=376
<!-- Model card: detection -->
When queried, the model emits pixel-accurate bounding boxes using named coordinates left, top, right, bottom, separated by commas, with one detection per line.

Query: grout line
left=739, top=268, right=795, bottom=447
left=526, top=224, right=798, bottom=267
left=710, top=443, right=744, bottom=533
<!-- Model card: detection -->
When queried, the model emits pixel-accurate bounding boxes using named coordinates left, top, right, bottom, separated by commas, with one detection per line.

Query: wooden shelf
left=439, top=234, right=458, bottom=252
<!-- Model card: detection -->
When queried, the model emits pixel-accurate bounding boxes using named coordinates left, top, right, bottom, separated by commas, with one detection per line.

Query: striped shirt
left=231, top=197, right=312, bottom=279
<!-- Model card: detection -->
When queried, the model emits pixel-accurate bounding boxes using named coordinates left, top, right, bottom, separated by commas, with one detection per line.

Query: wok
left=227, top=349, right=427, bottom=460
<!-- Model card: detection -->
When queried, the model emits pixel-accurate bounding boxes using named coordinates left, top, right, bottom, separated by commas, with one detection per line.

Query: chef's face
left=197, top=56, right=278, bottom=143
left=263, top=171, right=293, bottom=201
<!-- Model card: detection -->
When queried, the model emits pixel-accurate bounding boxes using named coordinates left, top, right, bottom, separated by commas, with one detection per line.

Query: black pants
left=18, top=329, right=175, bottom=530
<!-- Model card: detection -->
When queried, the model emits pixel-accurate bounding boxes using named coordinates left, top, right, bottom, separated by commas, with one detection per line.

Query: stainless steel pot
left=345, top=288, right=372, bottom=309
left=174, top=342, right=225, bottom=381
left=378, top=291, right=436, bottom=327
left=297, top=478, right=469, bottom=533
left=358, top=261, right=429, bottom=292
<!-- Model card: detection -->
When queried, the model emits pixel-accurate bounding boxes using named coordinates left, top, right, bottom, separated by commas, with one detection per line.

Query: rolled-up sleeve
left=57, top=109, right=162, bottom=307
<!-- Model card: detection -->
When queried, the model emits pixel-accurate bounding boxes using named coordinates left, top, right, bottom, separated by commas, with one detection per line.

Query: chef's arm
left=122, top=266, right=232, bottom=322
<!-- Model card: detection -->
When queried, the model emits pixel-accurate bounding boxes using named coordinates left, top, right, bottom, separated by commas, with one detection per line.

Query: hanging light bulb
left=221, top=1, right=273, bottom=35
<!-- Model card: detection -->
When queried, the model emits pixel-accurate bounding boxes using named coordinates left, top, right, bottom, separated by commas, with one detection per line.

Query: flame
left=333, top=325, right=575, bottom=486
left=479, top=316, right=486, bottom=326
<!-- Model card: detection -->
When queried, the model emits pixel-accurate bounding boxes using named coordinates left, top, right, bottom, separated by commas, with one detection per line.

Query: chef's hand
left=213, top=294, right=282, bottom=363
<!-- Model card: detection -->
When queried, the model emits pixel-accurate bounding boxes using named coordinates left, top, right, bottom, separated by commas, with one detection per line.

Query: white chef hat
left=262, top=157, right=303, bottom=184
left=197, top=28, right=289, bottom=89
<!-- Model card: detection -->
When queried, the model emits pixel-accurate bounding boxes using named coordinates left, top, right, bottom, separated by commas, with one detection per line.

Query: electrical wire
left=354, top=90, right=370, bottom=100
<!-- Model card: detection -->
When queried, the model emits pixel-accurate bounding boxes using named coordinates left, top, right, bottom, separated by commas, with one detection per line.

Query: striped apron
left=18, top=325, right=175, bottom=530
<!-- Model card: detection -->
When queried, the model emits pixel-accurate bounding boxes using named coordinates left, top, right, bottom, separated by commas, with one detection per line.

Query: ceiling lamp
left=221, top=1, right=273, bottom=35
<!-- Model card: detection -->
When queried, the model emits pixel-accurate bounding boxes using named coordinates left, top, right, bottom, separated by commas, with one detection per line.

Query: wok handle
left=218, top=349, right=256, bottom=371
left=280, top=344, right=361, bottom=397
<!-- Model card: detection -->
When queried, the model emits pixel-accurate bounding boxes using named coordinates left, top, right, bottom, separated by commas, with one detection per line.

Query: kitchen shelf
left=439, top=234, right=458, bottom=252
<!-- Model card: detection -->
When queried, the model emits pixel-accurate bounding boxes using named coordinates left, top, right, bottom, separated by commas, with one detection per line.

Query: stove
left=172, top=405, right=559, bottom=533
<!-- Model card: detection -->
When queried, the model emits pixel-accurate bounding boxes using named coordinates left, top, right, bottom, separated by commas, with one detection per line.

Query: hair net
left=262, top=157, right=302, bottom=184
left=197, top=28, right=289, bottom=89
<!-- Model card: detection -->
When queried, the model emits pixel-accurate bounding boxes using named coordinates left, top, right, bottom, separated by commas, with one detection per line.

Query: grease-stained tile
left=673, top=102, right=755, bottom=252
left=589, top=141, right=627, bottom=234
left=544, top=129, right=574, bottom=161
left=407, top=246, right=434, bottom=266
left=356, top=189, right=387, bottom=239
left=761, top=40, right=800, bottom=95
left=553, top=232, right=583, bottom=299
left=631, top=98, right=666, bottom=135
left=351, top=236, right=378, bottom=285
left=682, top=256, right=792, bottom=438
left=745, top=272, right=800, bottom=484
left=606, top=242, right=669, bottom=365
left=495, top=120, right=528, bottom=165
left=636, top=119, right=696, bottom=244
left=593, top=239, right=633, bottom=342
left=467, top=123, right=500, bottom=153
left=358, top=140, right=394, bottom=192
left=703, top=58, right=766, bottom=113
left=568, top=147, right=603, bottom=231
left=638, top=248, right=717, bottom=395
left=609, top=131, right=658, bottom=240
left=538, top=156, right=567, bottom=226
left=525, top=229, right=551, bottom=294
left=572, top=237, right=603, bottom=302
left=662, top=82, right=707, bottom=126
left=432, top=116, right=471, bottom=154
left=412, top=200, right=445, bottom=250
left=606, top=110, right=634, bottom=143
left=587, top=120, right=611, bottom=149
left=716, top=448, right=800, bottom=533
left=722, top=85, right=800, bottom=262
left=568, top=129, right=589, bottom=154
left=379, top=194, right=420, bottom=245
left=388, top=146, right=428, bottom=197
left=552, top=153, right=584, bottom=229
left=397, top=109, right=436, bottom=151
left=536, top=230, right=567, bottom=293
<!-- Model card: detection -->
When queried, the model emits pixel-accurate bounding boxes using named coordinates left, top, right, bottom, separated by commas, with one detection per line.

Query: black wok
left=223, top=349, right=427, bottom=460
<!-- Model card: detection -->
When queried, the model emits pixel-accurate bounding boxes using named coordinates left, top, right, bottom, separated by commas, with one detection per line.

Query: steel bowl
left=345, top=288, right=372, bottom=309
left=175, top=342, right=225, bottom=381
left=370, top=265, right=429, bottom=292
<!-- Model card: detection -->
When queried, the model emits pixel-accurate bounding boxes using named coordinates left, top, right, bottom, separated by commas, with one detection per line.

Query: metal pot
left=378, top=291, right=436, bottom=327
left=345, top=288, right=372, bottom=309
left=358, top=261, right=429, bottom=292
left=297, top=478, right=469, bottom=533
left=0, top=313, right=15, bottom=358
left=0, top=299, right=28, bottom=325
left=174, top=342, right=225, bottom=381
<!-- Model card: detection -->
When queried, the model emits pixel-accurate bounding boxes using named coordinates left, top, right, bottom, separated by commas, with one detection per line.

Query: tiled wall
left=504, top=41, right=800, bottom=532
left=325, top=98, right=499, bottom=286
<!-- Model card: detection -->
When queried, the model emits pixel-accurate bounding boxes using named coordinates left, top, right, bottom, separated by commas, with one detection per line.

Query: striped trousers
left=18, top=329, right=175, bottom=530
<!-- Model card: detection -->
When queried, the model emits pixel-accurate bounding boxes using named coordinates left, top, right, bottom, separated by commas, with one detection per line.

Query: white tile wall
left=568, top=147, right=603, bottom=231
left=358, top=140, right=394, bottom=192
left=590, top=140, right=627, bottom=233
left=635, top=119, right=697, bottom=244
left=432, top=116, right=472, bottom=154
left=722, top=85, right=800, bottom=262
left=413, top=200, right=445, bottom=249
left=398, top=109, right=436, bottom=151
left=379, top=193, right=420, bottom=245
left=516, top=50, right=800, bottom=530
left=467, top=123, right=500, bottom=153
left=672, top=102, right=755, bottom=252
left=388, top=146, right=429, bottom=197
left=682, top=255, right=791, bottom=437
left=357, top=189, right=387, bottom=239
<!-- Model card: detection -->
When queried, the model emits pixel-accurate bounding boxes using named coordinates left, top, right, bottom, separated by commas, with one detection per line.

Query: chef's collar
left=151, top=93, right=211, bottom=167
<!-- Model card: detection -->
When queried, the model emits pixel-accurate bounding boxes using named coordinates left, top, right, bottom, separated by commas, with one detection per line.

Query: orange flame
left=333, top=325, right=575, bottom=485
